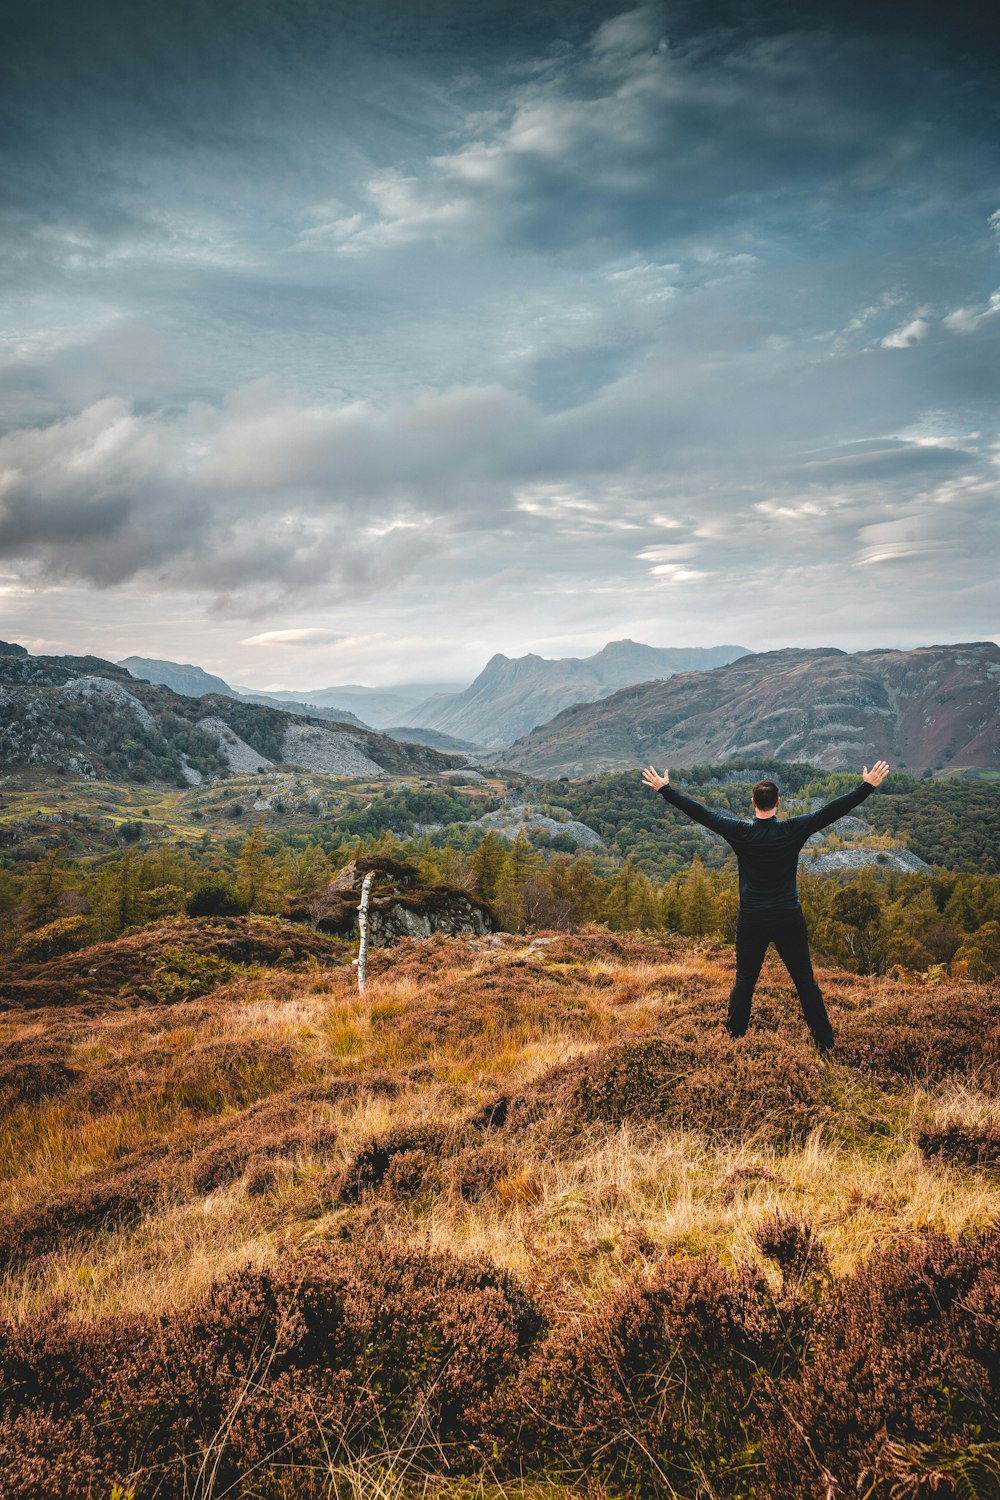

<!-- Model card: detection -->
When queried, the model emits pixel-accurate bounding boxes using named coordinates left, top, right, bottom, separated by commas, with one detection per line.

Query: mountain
left=495, top=643, right=1000, bottom=778
left=383, top=726, right=480, bottom=753
left=119, top=656, right=371, bottom=729
left=119, top=656, right=238, bottom=699
left=251, top=683, right=466, bottom=730
left=0, top=647, right=459, bottom=785
left=406, top=640, right=750, bottom=748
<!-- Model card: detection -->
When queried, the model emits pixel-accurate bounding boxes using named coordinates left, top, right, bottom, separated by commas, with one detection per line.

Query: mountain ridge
left=495, top=642, right=1000, bottom=777
left=407, top=639, right=751, bottom=747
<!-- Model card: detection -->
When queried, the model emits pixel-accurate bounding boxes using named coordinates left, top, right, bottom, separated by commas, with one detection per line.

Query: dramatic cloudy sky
left=2, top=0, right=999, bottom=688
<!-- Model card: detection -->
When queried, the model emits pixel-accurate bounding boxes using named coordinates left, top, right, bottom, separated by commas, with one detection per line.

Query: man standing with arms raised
left=641, top=761, right=890, bottom=1052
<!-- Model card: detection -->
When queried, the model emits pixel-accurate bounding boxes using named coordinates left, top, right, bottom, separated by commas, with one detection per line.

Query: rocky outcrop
left=197, top=716, right=274, bottom=773
left=477, top=801, right=604, bottom=849
left=303, top=856, right=493, bottom=944
left=802, top=847, right=930, bottom=874
left=281, top=723, right=388, bottom=778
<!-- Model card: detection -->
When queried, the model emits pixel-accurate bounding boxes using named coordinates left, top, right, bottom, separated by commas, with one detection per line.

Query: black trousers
left=727, top=906, right=834, bottom=1051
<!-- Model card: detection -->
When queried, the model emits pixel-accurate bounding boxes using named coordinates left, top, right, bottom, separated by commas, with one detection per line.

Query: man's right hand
left=862, top=760, right=890, bottom=786
left=642, top=765, right=669, bottom=792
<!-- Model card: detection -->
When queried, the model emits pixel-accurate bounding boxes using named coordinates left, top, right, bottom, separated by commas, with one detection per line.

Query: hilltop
left=0, top=920, right=997, bottom=1497
left=496, top=642, right=1000, bottom=776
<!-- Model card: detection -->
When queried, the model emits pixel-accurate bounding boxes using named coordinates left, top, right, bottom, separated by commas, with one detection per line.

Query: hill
left=0, top=647, right=458, bottom=785
left=408, top=638, right=750, bottom=747
left=496, top=642, right=1000, bottom=777
left=119, top=655, right=238, bottom=700
left=0, top=921, right=997, bottom=1497
left=384, top=724, right=480, bottom=752
left=248, top=680, right=466, bottom=729
left=120, top=654, right=372, bottom=728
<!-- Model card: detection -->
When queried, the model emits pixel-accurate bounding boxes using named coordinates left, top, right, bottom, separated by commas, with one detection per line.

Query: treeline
left=4, top=822, right=1000, bottom=980
left=540, top=766, right=1000, bottom=877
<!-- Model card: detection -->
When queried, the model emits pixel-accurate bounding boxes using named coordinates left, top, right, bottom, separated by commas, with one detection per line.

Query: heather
left=0, top=920, right=998, bottom=1496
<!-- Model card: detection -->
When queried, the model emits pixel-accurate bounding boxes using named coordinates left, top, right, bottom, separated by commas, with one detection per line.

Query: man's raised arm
left=792, top=760, right=890, bottom=837
left=642, top=765, right=742, bottom=838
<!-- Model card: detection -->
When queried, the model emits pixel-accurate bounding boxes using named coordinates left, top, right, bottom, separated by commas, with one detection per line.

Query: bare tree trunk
left=357, top=870, right=375, bottom=992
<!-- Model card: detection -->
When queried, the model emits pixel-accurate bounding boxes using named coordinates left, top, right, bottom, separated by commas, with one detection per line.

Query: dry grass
left=0, top=923, right=997, bottom=1338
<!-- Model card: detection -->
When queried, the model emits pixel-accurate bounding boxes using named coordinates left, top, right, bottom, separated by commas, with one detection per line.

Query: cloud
left=881, top=319, right=930, bottom=349
left=2, top=3, right=999, bottom=670
left=329, top=11, right=993, bottom=263
left=241, top=627, right=342, bottom=646
left=943, top=290, right=1000, bottom=335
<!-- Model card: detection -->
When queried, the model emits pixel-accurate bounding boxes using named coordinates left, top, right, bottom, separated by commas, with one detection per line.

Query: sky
left=1, top=0, right=999, bottom=689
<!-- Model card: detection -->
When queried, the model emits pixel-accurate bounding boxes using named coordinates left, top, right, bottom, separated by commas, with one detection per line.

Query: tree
left=471, top=831, right=507, bottom=905
left=20, top=850, right=66, bottom=931
left=680, top=855, right=718, bottom=937
left=235, top=820, right=276, bottom=912
left=603, top=856, right=659, bottom=931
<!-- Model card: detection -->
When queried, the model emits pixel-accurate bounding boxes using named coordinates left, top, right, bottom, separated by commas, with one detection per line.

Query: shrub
left=0, top=1047, right=75, bottom=1106
left=764, top=1229, right=1000, bottom=1499
left=1, top=1247, right=545, bottom=1495
left=0, top=1146, right=168, bottom=1272
left=13, top=915, right=91, bottom=962
left=566, top=1031, right=829, bottom=1145
left=191, top=1116, right=338, bottom=1195
left=837, top=988, right=1000, bottom=1088
left=0, top=1412, right=122, bottom=1498
left=915, top=1119, right=1000, bottom=1171
left=492, top=1254, right=791, bottom=1497
left=753, top=1212, right=831, bottom=1294
left=338, top=1123, right=468, bottom=1202
left=187, top=878, right=243, bottom=916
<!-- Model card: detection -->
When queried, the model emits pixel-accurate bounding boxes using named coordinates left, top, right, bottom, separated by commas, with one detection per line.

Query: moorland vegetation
left=0, top=923, right=997, bottom=1497
left=2, top=761, right=999, bottom=1496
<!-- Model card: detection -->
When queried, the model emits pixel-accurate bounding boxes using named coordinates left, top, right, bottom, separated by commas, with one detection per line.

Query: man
left=641, top=760, right=890, bottom=1052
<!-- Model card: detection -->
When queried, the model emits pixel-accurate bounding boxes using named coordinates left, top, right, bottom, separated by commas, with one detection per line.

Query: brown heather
left=0, top=919, right=998, bottom=1496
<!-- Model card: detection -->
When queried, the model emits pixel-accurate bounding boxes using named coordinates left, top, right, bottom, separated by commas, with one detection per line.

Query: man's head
left=752, top=779, right=780, bottom=816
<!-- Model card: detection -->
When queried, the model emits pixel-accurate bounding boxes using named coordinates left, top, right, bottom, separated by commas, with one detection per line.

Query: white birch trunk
left=356, top=869, right=375, bottom=992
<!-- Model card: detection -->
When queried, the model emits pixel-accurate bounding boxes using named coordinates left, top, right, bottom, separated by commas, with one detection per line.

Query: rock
left=307, top=855, right=494, bottom=944
left=65, top=676, right=157, bottom=733
left=281, top=722, right=388, bottom=778
left=196, top=716, right=274, bottom=773
left=477, top=801, right=604, bottom=849
left=801, top=847, right=930, bottom=874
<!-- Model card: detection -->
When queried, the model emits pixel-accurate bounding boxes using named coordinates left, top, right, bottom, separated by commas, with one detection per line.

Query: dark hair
left=752, top=779, right=779, bottom=811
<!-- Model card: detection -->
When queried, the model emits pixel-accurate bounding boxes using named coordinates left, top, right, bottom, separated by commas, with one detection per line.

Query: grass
left=1, top=924, right=997, bottom=1335
left=1, top=922, right=998, bottom=1497
left=0, top=766, right=511, bottom=860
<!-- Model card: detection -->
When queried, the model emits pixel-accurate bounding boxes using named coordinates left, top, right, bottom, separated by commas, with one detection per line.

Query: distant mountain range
left=119, top=656, right=373, bottom=730
left=248, top=682, right=466, bottom=729
left=494, top=643, right=1000, bottom=777
left=405, top=640, right=750, bottom=747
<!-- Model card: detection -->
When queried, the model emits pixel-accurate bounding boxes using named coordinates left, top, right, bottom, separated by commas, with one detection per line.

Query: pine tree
left=20, top=849, right=66, bottom=931
left=603, top=856, right=658, bottom=931
left=471, top=831, right=507, bottom=904
left=681, top=855, right=718, bottom=936
left=236, top=820, right=274, bottom=912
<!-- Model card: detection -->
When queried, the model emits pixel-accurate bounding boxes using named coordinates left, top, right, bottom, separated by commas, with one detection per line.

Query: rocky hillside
left=409, top=639, right=749, bottom=747
left=496, top=643, right=1000, bottom=777
left=0, top=647, right=459, bottom=785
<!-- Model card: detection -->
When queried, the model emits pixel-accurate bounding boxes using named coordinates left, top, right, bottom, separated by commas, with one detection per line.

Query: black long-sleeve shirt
left=659, top=780, right=876, bottom=912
